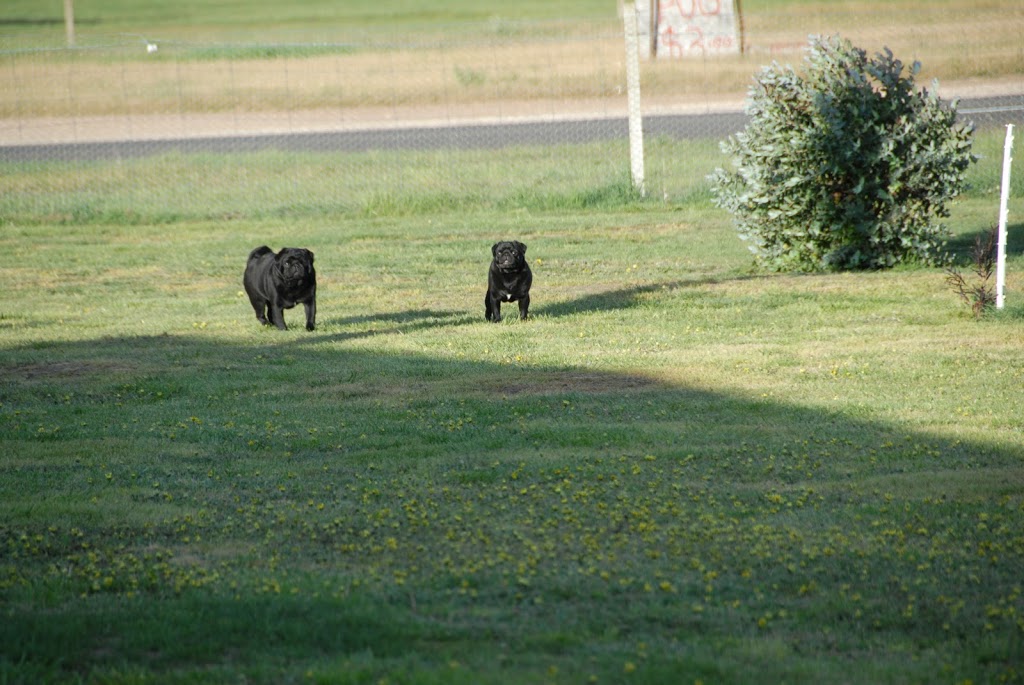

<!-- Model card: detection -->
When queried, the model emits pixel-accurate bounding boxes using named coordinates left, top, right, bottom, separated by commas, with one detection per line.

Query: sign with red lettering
left=635, top=0, right=741, bottom=59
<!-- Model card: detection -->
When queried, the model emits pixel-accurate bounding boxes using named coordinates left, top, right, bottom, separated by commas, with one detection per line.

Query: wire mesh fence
left=1, top=3, right=1022, bottom=220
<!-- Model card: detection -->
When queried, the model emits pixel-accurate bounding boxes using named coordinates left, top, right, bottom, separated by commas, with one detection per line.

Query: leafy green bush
left=709, top=35, right=976, bottom=271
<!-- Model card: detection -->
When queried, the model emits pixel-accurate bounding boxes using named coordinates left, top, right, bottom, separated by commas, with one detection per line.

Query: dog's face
left=491, top=241, right=527, bottom=272
left=275, top=248, right=315, bottom=285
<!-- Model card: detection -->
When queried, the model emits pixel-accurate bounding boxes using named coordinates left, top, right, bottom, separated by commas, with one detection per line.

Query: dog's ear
left=515, top=241, right=527, bottom=255
left=491, top=242, right=500, bottom=257
left=305, top=249, right=314, bottom=263
left=270, top=249, right=286, bottom=273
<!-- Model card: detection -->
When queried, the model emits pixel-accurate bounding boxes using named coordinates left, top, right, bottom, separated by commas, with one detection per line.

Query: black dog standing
left=485, top=240, right=532, bottom=323
left=243, top=246, right=317, bottom=331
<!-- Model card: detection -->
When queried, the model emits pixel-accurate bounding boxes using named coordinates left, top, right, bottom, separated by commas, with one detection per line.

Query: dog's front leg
left=304, top=299, right=316, bottom=331
left=487, top=293, right=502, bottom=323
left=254, top=305, right=269, bottom=326
left=269, top=305, right=288, bottom=330
left=518, top=293, right=530, bottom=320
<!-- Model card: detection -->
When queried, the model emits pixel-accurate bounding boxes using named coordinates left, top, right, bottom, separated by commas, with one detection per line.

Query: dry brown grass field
left=1, top=1, right=1021, bottom=127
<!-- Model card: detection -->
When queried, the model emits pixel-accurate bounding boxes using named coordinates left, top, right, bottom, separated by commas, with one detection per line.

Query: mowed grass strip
left=1, top=138, right=1023, bottom=682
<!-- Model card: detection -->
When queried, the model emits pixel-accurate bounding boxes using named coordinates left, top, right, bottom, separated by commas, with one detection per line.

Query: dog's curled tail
left=247, top=245, right=274, bottom=262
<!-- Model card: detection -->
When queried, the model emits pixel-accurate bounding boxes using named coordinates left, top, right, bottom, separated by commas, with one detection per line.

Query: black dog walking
left=243, top=246, right=317, bottom=331
left=485, top=240, right=532, bottom=323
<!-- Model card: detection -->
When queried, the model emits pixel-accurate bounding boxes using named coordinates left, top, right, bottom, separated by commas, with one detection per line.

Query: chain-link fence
left=1, top=3, right=1022, bottom=220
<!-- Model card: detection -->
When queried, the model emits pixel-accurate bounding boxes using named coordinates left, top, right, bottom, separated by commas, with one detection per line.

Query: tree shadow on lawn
left=536, top=274, right=770, bottom=321
left=313, top=308, right=479, bottom=341
left=946, top=220, right=1024, bottom=261
left=0, top=18, right=100, bottom=27
left=536, top=278, right=729, bottom=318
left=325, top=308, right=472, bottom=328
left=312, top=279, right=740, bottom=335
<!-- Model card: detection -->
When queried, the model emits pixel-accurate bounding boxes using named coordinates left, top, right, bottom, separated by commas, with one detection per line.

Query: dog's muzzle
left=495, top=251, right=520, bottom=270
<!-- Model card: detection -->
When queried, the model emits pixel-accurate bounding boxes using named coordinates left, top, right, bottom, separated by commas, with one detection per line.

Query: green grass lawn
left=1, top=125, right=1023, bottom=683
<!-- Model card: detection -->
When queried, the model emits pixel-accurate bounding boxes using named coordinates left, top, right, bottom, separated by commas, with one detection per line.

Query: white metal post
left=622, top=2, right=646, bottom=196
left=996, top=124, right=1014, bottom=309
left=64, top=0, right=75, bottom=47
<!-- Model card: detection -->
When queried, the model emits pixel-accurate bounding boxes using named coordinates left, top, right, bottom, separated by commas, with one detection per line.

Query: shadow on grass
left=0, top=18, right=100, bottom=27
left=946, top=220, right=1024, bottom=262
left=311, top=280, right=726, bottom=334
left=313, top=308, right=479, bottom=341
left=317, top=284, right=703, bottom=329
left=536, top=278, right=743, bottom=318
left=2, top=330, right=1018, bottom=473
left=327, top=308, right=469, bottom=328
left=0, top=592, right=430, bottom=682
left=2, top=330, right=1022, bottom=682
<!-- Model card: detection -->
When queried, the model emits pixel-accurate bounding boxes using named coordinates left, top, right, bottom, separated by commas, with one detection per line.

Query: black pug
left=485, top=240, right=532, bottom=323
left=243, top=246, right=317, bottom=331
